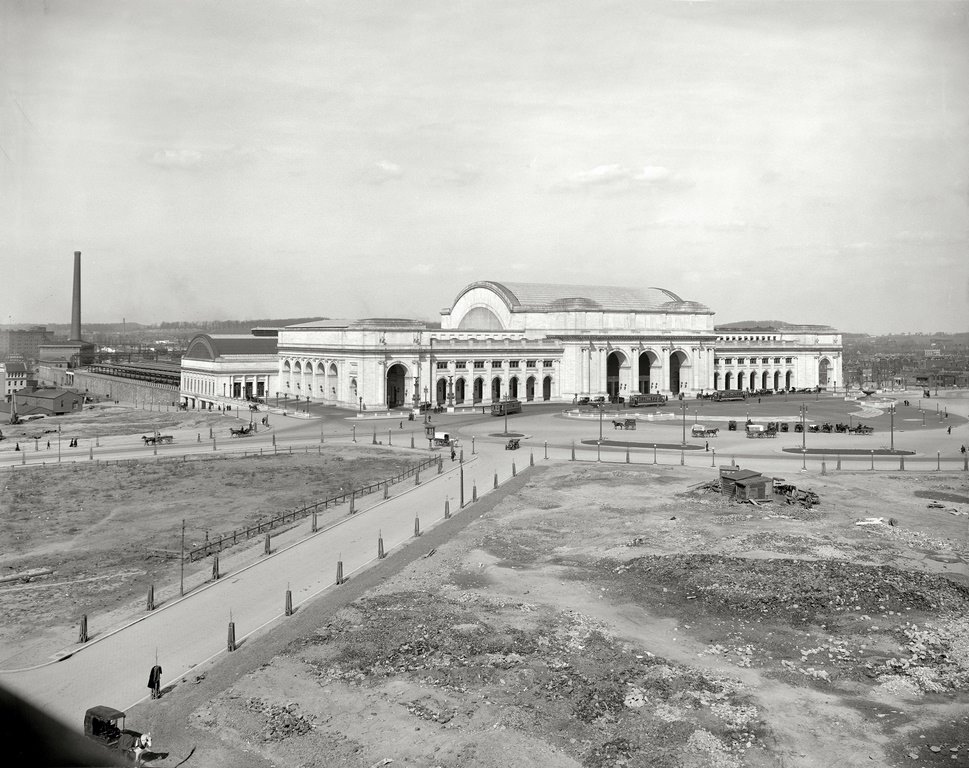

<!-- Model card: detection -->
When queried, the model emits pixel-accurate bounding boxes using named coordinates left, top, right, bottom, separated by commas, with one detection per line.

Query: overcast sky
left=2, top=0, right=967, bottom=334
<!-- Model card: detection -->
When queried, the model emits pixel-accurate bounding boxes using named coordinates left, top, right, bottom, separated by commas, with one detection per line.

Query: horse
left=612, top=420, right=625, bottom=430
left=119, top=731, right=151, bottom=765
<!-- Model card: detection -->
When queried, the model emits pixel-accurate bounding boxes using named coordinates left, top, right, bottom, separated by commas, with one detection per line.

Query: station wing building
left=180, top=281, right=842, bottom=411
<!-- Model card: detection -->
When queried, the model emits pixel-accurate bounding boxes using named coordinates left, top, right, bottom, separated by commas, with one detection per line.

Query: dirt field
left=122, top=462, right=969, bottom=768
left=0, top=445, right=429, bottom=666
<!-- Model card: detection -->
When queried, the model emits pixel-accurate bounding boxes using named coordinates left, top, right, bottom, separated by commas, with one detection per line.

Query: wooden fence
left=184, top=455, right=440, bottom=562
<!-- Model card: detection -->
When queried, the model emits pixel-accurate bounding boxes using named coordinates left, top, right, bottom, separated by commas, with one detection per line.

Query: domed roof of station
left=450, top=281, right=711, bottom=314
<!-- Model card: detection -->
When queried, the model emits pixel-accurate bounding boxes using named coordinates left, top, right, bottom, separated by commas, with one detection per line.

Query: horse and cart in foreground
left=84, top=706, right=152, bottom=765
left=612, top=418, right=638, bottom=430
left=230, top=424, right=254, bottom=437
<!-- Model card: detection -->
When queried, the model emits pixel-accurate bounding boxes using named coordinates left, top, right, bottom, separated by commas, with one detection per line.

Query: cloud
left=554, top=164, right=693, bottom=192
left=438, top=164, right=482, bottom=186
left=147, top=149, right=205, bottom=169
left=892, top=230, right=966, bottom=245
left=363, top=160, right=403, bottom=184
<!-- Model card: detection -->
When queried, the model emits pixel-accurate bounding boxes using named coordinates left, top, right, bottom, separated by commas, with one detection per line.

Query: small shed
left=719, top=467, right=758, bottom=497
left=734, top=474, right=772, bottom=501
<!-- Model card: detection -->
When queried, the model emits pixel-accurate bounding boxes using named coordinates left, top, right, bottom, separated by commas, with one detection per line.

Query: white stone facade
left=182, top=282, right=843, bottom=412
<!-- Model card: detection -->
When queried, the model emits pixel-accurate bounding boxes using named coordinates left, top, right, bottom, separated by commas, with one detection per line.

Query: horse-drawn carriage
left=745, top=424, right=778, bottom=438
left=84, top=706, right=151, bottom=765
left=612, top=418, right=637, bottom=430
left=690, top=425, right=719, bottom=437
left=141, top=434, right=173, bottom=445
left=505, top=438, right=521, bottom=450
left=229, top=425, right=253, bottom=437
left=849, top=424, right=874, bottom=435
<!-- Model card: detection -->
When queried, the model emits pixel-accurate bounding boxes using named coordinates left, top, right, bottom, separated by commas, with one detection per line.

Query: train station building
left=179, top=280, right=842, bottom=412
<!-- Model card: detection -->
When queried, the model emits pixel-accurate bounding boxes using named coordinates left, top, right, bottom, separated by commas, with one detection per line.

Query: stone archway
left=669, top=351, right=689, bottom=394
left=526, top=376, right=536, bottom=402
left=714, top=372, right=720, bottom=390
left=436, top=378, right=447, bottom=405
left=606, top=350, right=628, bottom=400
left=638, top=351, right=658, bottom=393
left=761, top=371, right=769, bottom=390
left=455, top=378, right=466, bottom=404
left=748, top=370, right=757, bottom=391
left=386, top=363, right=407, bottom=409
left=819, top=358, right=831, bottom=387
left=785, top=370, right=793, bottom=389
left=509, top=377, right=519, bottom=399
left=773, top=371, right=780, bottom=390
left=542, top=376, right=552, bottom=401
left=725, top=372, right=733, bottom=389
left=491, top=377, right=502, bottom=401
left=737, top=372, right=745, bottom=390
left=473, top=377, right=484, bottom=403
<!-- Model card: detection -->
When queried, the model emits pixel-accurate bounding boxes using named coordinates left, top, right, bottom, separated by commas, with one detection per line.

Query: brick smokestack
left=70, top=250, right=82, bottom=341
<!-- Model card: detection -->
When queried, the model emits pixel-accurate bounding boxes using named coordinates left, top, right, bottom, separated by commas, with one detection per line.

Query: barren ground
left=3, top=401, right=969, bottom=767
left=131, top=461, right=969, bottom=768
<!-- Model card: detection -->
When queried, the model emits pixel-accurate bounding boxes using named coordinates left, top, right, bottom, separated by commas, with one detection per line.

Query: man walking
left=148, top=664, right=162, bottom=699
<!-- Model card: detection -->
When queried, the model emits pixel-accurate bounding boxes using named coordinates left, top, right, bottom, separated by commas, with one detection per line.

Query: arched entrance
left=638, top=352, right=657, bottom=393
left=293, top=361, right=302, bottom=396
left=473, top=377, right=484, bottom=403
left=491, top=377, right=502, bottom=401
left=509, top=377, right=519, bottom=399
left=349, top=377, right=358, bottom=404
left=748, top=370, right=757, bottom=391
left=785, top=371, right=793, bottom=389
left=713, top=372, right=720, bottom=390
left=526, top=376, right=535, bottom=402
left=606, top=351, right=628, bottom=400
left=669, top=351, right=688, bottom=394
left=819, top=358, right=831, bottom=387
left=436, top=378, right=447, bottom=405
left=737, top=372, right=745, bottom=390
left=761, top=371, right=769, bottom=390
left=386, top=363, right=407, bottom=408
left=773, top=371, right=780, bottom=390
left=543, top=376, right=552, bottom=401
left=455, top=378, right=466, bottom=404
left=725, top=372, right=733, bottom=389
left=328, top=362, right=338, bottom=401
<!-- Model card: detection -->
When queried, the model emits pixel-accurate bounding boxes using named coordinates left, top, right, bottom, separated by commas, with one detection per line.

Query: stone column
left=662, top=347, right=671, bottom=393
left=630, top=348, right=640, bottom=394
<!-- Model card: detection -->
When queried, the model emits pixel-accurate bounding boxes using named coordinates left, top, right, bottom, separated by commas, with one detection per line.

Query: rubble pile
left=301, top=592, right=768, bottom=767
left=614, top=554, right=969, bottom=623
left=243, top=698, right=314, bottom=742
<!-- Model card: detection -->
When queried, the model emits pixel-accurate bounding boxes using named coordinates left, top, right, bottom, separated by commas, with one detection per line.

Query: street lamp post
left=800, top=405, right=807, bottom=452
left=890, top=402, right=895, bottom=452
left=57, top=426, right=61, bottom=463
left=275, top=391, right=279, bottom=408
left=681, top=401, right=687, bottom=446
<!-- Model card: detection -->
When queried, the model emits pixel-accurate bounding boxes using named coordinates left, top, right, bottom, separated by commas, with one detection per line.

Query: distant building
left=0, top=326, right=54, bottom=364
left=0, top=362, right=35, bottom=401
left=14, top=387, right=84, bottom=416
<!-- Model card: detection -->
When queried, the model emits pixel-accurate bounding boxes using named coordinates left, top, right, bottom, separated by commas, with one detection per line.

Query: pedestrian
left=962, top=445, right=966, bottom=455
left=147, top=664, right=162, bottom=699
left=46, top=440, right=50, bottom=449
left=399, top=420, right=403, bottom=429
left=197, top=433, right=201, bottom=443
left=948, top=426, right=952, bottom=435
left=14, top=443, right=19, bottom=451
left=705, top=441, right=709, bottom=452
left=450, top=447, right=456, bottom=462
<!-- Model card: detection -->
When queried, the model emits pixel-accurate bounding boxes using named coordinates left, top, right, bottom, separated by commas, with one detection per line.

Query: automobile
left=577, top=397, right=591, bottom=406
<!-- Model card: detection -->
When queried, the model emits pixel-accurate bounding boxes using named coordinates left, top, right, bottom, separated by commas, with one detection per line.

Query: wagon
left=505, top=438, right=521, bottom=450
left=229, top=425, right=253, bottom=437
left=84, top=706, right=150, bottom=763
left=691, top=425, right=719, bottom=437
left=141, top=434, right=174, bottom=445
left=612, top=419, right=637, bottom=430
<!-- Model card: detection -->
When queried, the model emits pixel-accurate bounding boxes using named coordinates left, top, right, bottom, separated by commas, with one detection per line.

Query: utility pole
left=180, top=519, right=186, bottom=596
